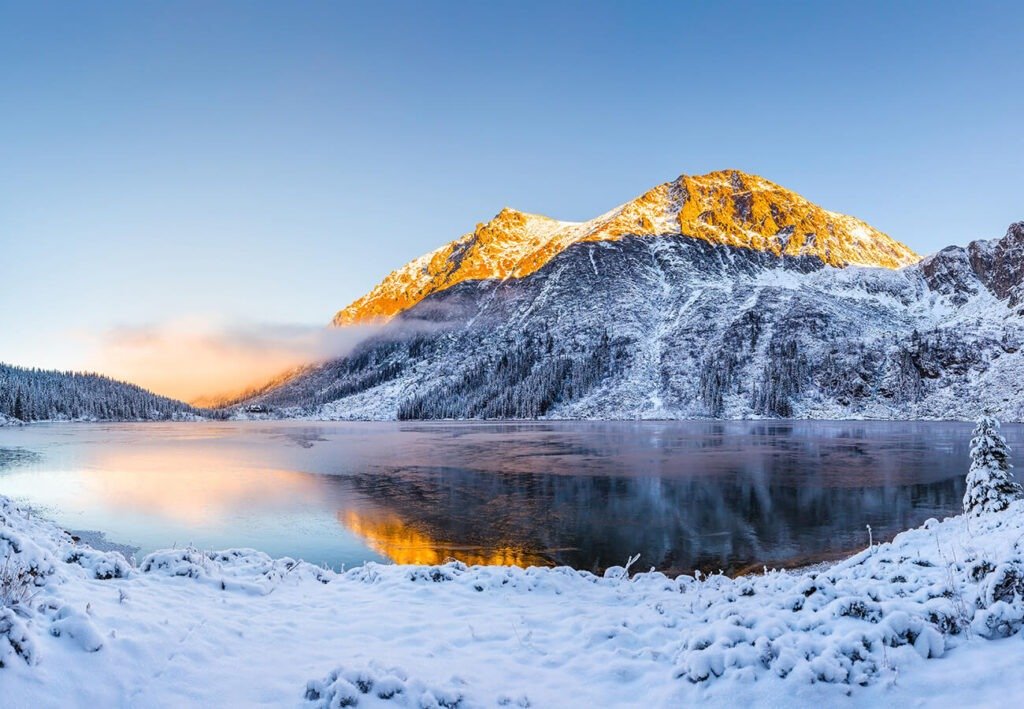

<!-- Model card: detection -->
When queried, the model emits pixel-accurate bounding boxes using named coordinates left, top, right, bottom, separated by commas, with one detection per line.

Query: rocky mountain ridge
left=332, top=170, right=919, bottom=326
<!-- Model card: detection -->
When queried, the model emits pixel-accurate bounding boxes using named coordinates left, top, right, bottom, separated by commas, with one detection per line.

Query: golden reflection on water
left=82, top=448, right=322, bottom=524
left=75, top=445, right=551, bottom=568
left=339, top=509, right=549, bottom=568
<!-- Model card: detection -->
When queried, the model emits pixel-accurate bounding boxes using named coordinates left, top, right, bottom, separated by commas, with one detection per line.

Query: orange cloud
left=84, top=316, right=379, bottom=404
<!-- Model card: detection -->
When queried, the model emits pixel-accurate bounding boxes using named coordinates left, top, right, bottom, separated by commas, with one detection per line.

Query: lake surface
left=0, top=420, right=1005, bottom=575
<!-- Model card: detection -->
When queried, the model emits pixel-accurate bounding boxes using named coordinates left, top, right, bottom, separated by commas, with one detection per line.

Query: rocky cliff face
left=972, top=221, right=1024, bottom=307
left=919, top=222, right=1024, bottom=310
left=331, top=170, right=919, bottom=326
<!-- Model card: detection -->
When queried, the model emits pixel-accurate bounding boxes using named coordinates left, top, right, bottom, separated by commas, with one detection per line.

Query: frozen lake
left=0, top=420, right=1003, bottom=575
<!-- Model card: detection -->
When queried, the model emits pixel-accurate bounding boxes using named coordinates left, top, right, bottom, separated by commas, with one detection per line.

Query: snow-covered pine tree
left=963, top=414, right=1022, bottom=515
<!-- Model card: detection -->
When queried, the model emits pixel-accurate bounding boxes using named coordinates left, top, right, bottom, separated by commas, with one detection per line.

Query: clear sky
left=1, top=1, right=1022, bottom=394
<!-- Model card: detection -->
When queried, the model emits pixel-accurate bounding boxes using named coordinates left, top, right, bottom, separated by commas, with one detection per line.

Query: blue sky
left=1, top=1, right=1022, bottom=380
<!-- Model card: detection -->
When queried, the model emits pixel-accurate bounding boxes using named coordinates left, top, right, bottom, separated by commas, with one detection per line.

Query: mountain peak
left=332, top=171, right=920, bottom=326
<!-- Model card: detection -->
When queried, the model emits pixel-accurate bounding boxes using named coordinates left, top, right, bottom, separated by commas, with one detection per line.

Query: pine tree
left=963, top=414, right=1022, bottom=515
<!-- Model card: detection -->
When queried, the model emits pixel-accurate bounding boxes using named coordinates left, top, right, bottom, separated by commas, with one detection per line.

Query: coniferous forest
left=0, top=363, right=197, bottom=422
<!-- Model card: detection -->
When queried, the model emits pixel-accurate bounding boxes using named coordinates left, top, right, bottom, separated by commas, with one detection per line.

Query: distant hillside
left=0, top=363, right=200, bottom=422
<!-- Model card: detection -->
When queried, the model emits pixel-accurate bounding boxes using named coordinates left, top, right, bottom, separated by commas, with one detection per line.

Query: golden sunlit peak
left=331, top=170, right=921, bottom=326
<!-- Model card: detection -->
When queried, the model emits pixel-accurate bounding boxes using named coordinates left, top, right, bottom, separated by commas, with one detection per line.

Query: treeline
left=0, top=363, right=197, bottom=422
left=751, top=337, right=809, bottom=418
left=397, top=331, right=631, bottom=419
left=696, top=322, right=1001, bottom=420
left=697, top=336, right=811, bottom=419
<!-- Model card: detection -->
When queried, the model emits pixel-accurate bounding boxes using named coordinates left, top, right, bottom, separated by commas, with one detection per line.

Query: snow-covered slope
left=7, top=491, right=1024, bottom=706
left=332, top=170, right=919, bottom=326
left=244, top=220, right=1024, bottom=422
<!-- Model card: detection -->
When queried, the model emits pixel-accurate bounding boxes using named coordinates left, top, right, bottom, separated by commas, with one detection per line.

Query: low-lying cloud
left=86, top=317, right=381, bottom=405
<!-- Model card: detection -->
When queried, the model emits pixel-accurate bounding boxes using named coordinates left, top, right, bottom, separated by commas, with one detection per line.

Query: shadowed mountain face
left=921, top=221, right=1024, bottom=308
left=241, top=218, right=1024, bottom=422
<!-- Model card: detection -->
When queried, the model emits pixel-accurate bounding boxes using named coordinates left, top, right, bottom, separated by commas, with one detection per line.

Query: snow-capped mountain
left=333, top=170, right=918, bottom=326
left=242, top=171, right=1024, bottom=422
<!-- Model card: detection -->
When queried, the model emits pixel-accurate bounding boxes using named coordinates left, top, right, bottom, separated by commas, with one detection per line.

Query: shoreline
left=5, top=492, right=1024, bottom=706
left=3, top=415, right=1016, bottom=425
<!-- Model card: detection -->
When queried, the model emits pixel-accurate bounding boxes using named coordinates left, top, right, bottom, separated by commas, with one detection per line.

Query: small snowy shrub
left=0, top=608, right=37, bottom=667
left=49, top=605, right=104, bottom=652
left=963, top=414, right=1022, bottom=515
left=0, top=554, right=38, bottom=610
left=830, top=597, right=882, bottom=622
left=972, top=600, right=1024, bottom=639
left=983, top=562, right=1024, bottom=605
left=140, top=547, right=336, bottom=595
left=406, top=561, right=467, bottom=584
left=139, top=547, right=214, bottom=578
left=305, top=663, right=464, bottom=708
left=64, top=548, right=132, bottom=580
left=1, top=527, right=55, bottom=611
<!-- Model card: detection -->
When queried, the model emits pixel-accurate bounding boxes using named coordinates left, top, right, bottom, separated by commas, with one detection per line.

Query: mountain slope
left=332, top=170, right=919, bottom=326
left=240, top=215, right=1024, bottom=422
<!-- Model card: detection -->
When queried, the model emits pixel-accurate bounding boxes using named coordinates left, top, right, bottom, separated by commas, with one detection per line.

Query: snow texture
left=5, top=490, right=1024, bottom=706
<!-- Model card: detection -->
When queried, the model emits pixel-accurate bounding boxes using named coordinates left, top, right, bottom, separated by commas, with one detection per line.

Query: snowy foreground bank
left=3, top=496, right=1024, bottom=708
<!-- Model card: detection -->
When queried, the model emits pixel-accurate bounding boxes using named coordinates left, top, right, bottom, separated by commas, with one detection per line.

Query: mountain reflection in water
left=0, top=421, right=998, bottom=574
left=331, top=465, right=962, bottom=576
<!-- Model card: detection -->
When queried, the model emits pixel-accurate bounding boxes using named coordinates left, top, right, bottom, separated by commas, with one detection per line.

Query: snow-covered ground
left=3, top=493, right=1024, bottom=708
